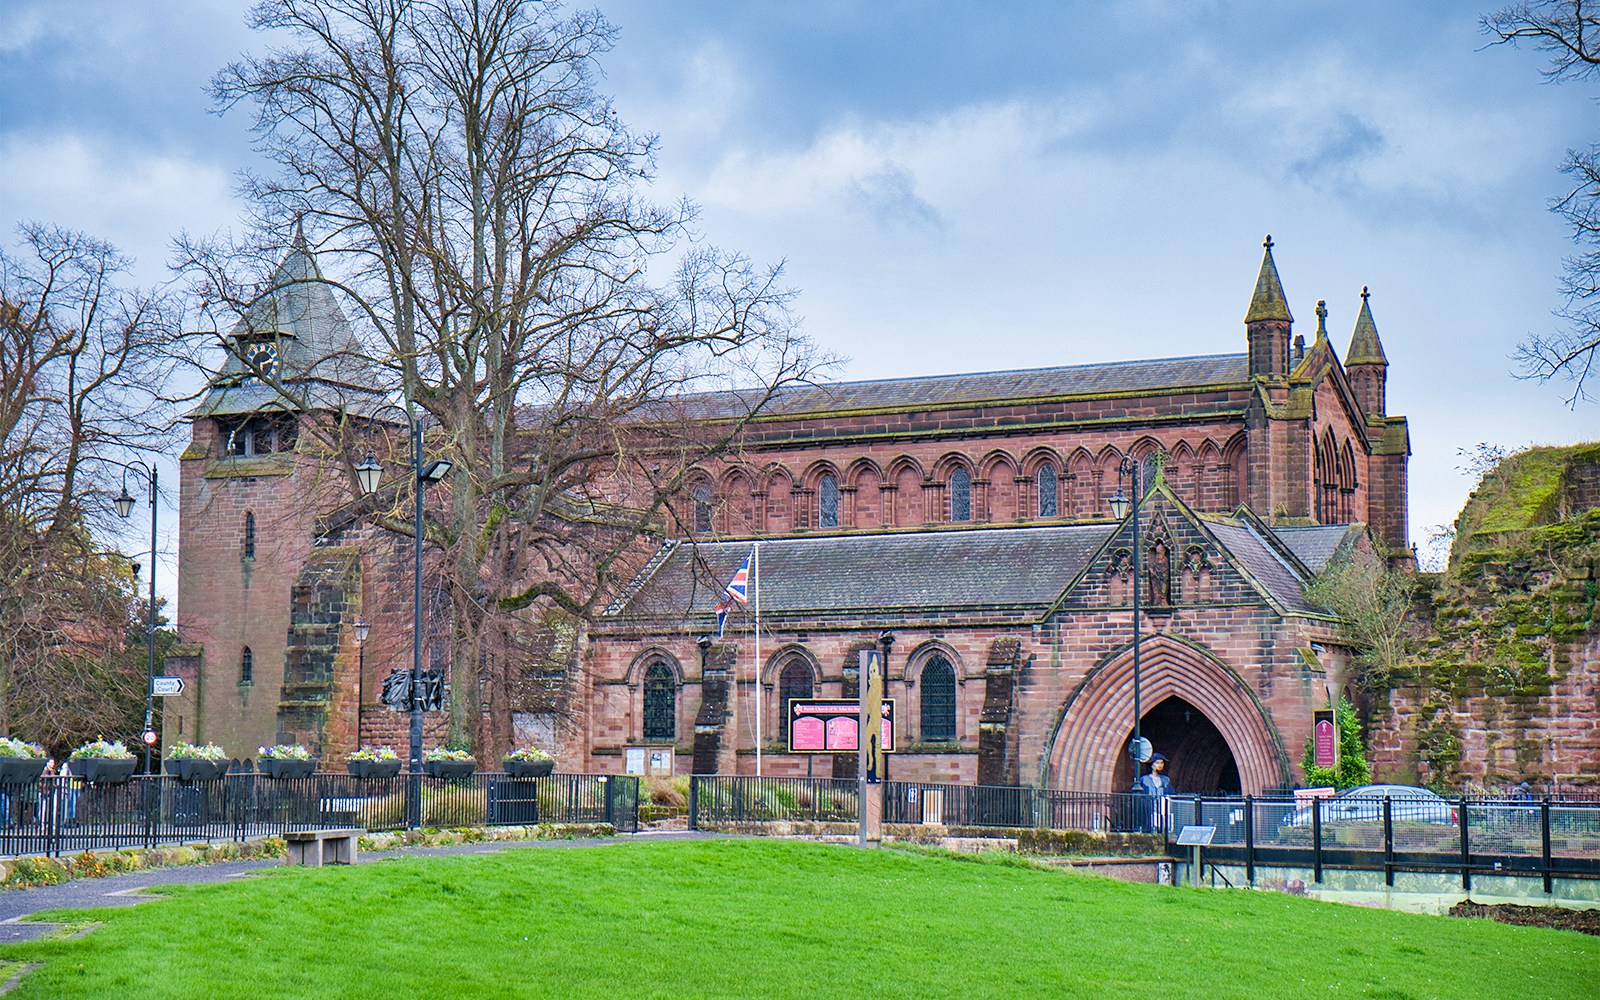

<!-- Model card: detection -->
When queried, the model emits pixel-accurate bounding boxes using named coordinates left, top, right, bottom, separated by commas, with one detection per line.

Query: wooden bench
left=284, top=828, right=361, bottom=867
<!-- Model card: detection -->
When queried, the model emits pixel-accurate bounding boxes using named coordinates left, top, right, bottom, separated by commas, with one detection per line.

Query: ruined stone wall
left=1368, top=509, right=1600, bottom=790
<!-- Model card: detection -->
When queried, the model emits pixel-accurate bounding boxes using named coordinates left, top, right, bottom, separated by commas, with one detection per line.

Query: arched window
left=243, top=512, right=256, bottom=560
left=818, top=474, right=839, bottom=528
left=692, top=483, right=713, bottom=534
left=921, top=656, right=957, bottom=741
left=777, top=660, right=815, bottom=741
left=1036, top=465, right=1058, bottom=518
left=642, top=663, right=675, bottom=741
left=949, top=468, right=971, bottom=522
left=240, top=646, right=254, bottom=685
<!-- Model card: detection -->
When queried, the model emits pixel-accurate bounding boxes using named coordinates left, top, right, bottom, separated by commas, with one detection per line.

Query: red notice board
left=787, top=699, right=895, bottom=754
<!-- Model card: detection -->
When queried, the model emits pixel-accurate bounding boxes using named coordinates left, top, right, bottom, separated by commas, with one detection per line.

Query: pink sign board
left=1313, top=712, right=1337, bottom=768
left=786, top=699, right=896, bottom=754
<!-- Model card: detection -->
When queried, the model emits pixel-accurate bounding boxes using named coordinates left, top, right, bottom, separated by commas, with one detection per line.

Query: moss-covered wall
left=1369, top=443, right=1600, bottom=791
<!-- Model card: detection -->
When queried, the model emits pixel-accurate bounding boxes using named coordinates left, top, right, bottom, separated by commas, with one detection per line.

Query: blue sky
left=2, top=1, right=1595, bottom=601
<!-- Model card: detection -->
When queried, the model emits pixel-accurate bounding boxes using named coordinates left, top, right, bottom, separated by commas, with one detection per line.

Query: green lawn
left=2, top=840, right=1593, bottom=999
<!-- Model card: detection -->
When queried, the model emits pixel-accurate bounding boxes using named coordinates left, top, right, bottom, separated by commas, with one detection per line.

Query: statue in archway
left=1147, top=539, right=1171, bottom=605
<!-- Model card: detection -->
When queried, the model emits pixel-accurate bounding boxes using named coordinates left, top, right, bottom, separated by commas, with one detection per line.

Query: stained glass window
left=643, top=663, right=675, bottom=740
left=818, top=474, right=839, bottom=528
left=243, top=512, right=256, bottom=560
left=240, top=646, right=254, bottom=685
left=778, top=660, right=814, bottom=741
left=949, top=468, right=971, bottom=522
left=1037, top=465, right=1058, bottom=518
left=921, top=656, right=956, bottom=741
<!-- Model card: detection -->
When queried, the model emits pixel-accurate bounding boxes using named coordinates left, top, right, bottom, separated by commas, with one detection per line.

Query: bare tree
left=0, top=224, right=179, bottom=745
left=195, top=0, right=830, bottom=757
left=1484, top=1, right=1600, bottom=403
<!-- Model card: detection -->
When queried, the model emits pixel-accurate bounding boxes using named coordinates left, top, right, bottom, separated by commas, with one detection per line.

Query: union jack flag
left=722, top=548, right=754, bottom=605
left=713, top=547, right=755, bottom=638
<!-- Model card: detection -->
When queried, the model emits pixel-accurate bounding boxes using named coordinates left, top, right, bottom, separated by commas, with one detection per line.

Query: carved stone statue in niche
left=1147, top=540, right=1171, bottom=606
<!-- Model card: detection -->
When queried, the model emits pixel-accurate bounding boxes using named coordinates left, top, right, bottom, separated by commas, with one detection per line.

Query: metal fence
left=688, top=777, right=1157, bottom=834
left=687, top=775, right=859, bottom=827
left=882, top=781, right=1155, bottom=832
left=1, top=772, right=640, bottom=859
left=1166, top=794, right=1600, bottom=890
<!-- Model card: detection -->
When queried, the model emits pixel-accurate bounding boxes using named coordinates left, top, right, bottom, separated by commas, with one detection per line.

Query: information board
left=787, top=699, right=895, bottom=754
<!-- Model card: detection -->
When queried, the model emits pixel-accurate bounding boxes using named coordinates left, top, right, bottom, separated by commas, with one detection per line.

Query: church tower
left=169, top=232, right=371, bottom=758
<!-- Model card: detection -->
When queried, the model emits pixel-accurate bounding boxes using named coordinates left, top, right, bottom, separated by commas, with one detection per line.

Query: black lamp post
left=1107, top=455, right=1147, bottom=790
left=113, top=460, right=160, bottom=775
left=353, top=619, right=370, bottom=744
left=355, top=404, right=453, bottom=774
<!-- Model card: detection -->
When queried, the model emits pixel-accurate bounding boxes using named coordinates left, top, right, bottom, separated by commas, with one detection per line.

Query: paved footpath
left=0, top=829, right=711, bottom=944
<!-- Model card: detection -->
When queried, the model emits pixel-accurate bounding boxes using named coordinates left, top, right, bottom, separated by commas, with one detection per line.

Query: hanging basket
left=347, top=759, right=403, bottom=780
left=70, top=757, right=137, bottom=784
left=260, top=758, right=317, bottom=780
left=0, top=757, right=48, bottom=785
left=503, top=759, right=554, bottom=778
left=166, top=758, right=227, bottom=782
left=423, top=760, right=476, bottom=780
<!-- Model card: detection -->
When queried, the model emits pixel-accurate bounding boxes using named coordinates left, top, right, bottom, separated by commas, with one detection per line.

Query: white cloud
left=0, top=133, right=239, bottom=284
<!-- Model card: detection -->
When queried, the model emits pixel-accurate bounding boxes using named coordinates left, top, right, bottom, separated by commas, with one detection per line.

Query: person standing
left=1140, top=753, right=1174, bottom=833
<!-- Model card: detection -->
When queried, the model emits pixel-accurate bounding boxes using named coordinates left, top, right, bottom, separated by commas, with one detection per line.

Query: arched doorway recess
left=1044, top=635, right=1288, bottom=794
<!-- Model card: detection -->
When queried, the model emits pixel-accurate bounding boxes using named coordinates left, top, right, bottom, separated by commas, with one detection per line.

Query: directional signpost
left=151, top=676, right=185, bottom=697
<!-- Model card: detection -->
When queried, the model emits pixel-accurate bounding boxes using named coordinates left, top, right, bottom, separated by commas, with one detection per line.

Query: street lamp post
left=1107, top=456, right=1147, bottom=791
left=355, top=403, right=452, bottom=775
left=353, top=619, right=371, bottom=745
left=113, top=460, right=160, bottom=775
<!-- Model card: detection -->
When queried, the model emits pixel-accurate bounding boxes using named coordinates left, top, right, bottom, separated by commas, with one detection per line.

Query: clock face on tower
left=245, top=343, right=279, bottom=383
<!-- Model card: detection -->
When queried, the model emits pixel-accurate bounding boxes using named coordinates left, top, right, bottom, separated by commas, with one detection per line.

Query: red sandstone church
left=168, top=238, right=1409, bottom=795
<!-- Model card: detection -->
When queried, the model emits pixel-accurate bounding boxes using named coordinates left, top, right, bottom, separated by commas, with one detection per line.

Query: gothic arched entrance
left=1108, top=696, right=1242, bottom=795
left=1043, top=635, right=1289, bottom=794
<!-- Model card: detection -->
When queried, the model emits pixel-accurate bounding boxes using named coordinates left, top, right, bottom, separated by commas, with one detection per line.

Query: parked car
left=1280, top=785, right=1457, bottom=827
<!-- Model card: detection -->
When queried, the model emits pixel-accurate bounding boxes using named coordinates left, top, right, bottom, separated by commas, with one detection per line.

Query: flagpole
left=754, top=541, right=762, bottom=777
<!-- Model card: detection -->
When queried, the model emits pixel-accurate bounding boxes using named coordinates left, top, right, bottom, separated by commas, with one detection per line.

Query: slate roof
left=1272, top=524, right=1360, bottom=573
left=611, top=525, right=1117, bottom=622
left=1205, top=520, right=1324, bottom=615
left=192, top=238, right=380, bottom=418
left=669, top=354, right=1250, bottom=422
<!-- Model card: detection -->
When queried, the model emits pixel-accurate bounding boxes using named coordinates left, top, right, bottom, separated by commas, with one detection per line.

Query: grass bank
left=3, top=839, right=1593, bottom=999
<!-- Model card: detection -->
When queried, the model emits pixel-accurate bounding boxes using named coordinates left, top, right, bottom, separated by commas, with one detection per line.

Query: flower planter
left=347, top=759, right=403, bottom=780
left=166, top=758, right=227, bottom=782
left=260, top=758, right=317, bottom=779
left=423, top=760, right=476, bottom=780
left=0, top=757, right=47, bottom=784
left=503, top=758, right=554, bottom=778
left=70, top=757, right=137, bottom=784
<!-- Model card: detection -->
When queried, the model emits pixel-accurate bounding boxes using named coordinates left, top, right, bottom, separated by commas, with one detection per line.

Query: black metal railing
left=687, top=775, right=859, bottom=829
left=882, top=781, right=1157, bottom=832
left=1165, top=794, right=1600, bottom=889
left=686, top=777, right=1160, bottom=834
left=1, top=771, right=641, bottom=859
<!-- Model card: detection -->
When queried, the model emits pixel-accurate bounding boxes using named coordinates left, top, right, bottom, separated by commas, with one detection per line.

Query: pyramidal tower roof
left=1244, top=235, right=1293, bottom=324
left=191, top=230, right=377, bottom=418
left=1345, top=286, right=1388, bottom=366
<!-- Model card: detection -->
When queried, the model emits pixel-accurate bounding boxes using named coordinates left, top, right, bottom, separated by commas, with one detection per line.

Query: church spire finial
left=1314, top=300, right=1328, bottom=341
left=1245, top=235, right=1292, bottom=324
left=1346, top=285, right=1387, bottom=366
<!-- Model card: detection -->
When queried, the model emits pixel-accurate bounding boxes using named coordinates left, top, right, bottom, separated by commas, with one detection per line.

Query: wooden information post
left=859, top=648, right=885, bottom=848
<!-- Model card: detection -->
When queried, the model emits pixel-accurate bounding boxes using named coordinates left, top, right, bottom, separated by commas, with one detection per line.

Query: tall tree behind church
left=193, top=0, right=828, bottom=755
left=1484, top=1, right=1600, bottom=403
